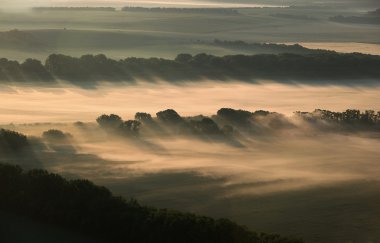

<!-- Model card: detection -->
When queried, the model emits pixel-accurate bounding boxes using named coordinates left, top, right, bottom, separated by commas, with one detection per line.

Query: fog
left=4, top=104, right=380, bottom=195
left=1, top=82, right=379, bottom=124
left=1, top=1, right=380, bottom=242
left=61, top=133, right=380, bottom=196
left=1, top=88, right=379, bottom=194
left=1, top=81, right=380, bottom=241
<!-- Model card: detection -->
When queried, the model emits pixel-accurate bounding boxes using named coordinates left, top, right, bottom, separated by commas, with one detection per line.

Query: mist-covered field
left=1, top=83, right=380, bottom=123
left=2, top=103, right=380, bottom=242
left=1, top=1, right=380, bottom=243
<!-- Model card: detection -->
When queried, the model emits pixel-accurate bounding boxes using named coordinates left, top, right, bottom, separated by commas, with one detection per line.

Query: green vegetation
left=0, top=163, right=301, bottom=243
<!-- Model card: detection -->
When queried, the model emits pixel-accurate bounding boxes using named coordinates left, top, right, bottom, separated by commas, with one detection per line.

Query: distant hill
left=368, top=8, right=380, bottom=16
left=0, top=29, right=321, bottom=54
left=330, top=8, right=380, bottom=25
left=0, top=29, right=46, bottom=50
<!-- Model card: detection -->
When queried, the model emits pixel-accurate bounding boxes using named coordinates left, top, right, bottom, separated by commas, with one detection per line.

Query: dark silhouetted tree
left=96, top=114, right=123, bottom=130
left=156, top=109, right=183, bottom=124
left=135, top=112, right=153, bottom=123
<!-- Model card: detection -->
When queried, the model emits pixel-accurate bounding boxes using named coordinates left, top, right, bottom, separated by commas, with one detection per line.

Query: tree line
left=295, top=109, right=380, bottom=126
left=211, top=39, right=320, bottom=54
left=0, top=52, right=380, bottom=85
left=95, top=108, right=380, bottom=141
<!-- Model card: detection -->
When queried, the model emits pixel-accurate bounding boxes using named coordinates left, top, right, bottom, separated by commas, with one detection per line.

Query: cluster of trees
left=45, top=54, right=128, bottom=83
left=0, top=129, right=29, bottom=155
left=1, top=52, right=380, bottom=85
left=216, top=108, right=271, bottom=127
left=45, top=52, right=380, bottom=82
left=37, top=52, right=380, bottom=82
left=96, top=107, right=380, bottom=141
left=42, top=129, right=72, bottom=142
left=0, top=163, right=302, bottom=243
left=121, top=7, right=239, bottom=15
left=211, top=39, right=319, bottom=54
left=213, top=108, right=294, bottom=133
left=96, top=114, right=141, bottom=136
left=96, top=110, right=228, bottom=139
left=0, top=129, right=41, bottom=168
left=0, top=58, right=53, bottom=82
left=155, top=109, right=231, bottom=136
left=95, top=108, right=295, bottom=141
left=295, top=109, right=380, bottom=126
left=214, top=108, right=380, bottom=132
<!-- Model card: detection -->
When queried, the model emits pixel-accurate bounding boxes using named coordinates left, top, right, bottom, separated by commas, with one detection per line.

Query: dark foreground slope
left=0, top=163, right=301, bottom=243
left=0, top=211, right=101, bottom=243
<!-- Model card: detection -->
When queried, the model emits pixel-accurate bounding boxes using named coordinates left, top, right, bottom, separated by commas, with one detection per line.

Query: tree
left=175, top=53, right=193, bottom=63
left=21, top=58, right=53, bottom=81
left=0, top=129, right=29, bottom=153
left=135, top=112, right=153, bottom=123
left=156, top=109, right=183, bottom=124
left=217, top=108, right=253, bottom=127
left=42, top=129, right=71, bottom=142
left=96, top=114, right=123, bottom=130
